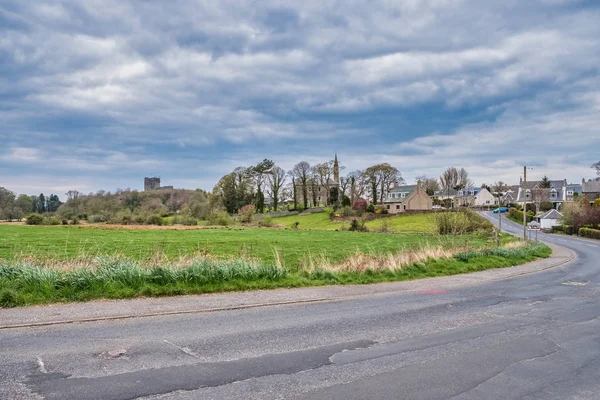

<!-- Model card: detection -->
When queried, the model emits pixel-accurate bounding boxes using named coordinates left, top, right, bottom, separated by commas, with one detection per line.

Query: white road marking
left=36, top=357, right=47, bottom=374
left=163, top=339, right=199, bottom=359
left=562, top=281, right=589, bottom=286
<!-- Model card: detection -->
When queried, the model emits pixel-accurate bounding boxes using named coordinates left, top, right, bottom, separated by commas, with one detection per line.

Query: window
left=486, top=200, right=490, bottom=204
left=567, top=191, right=573, bottom=196
left=386, top=205, right=390, bottom=210
left=396, top=205, right=400, bottom=210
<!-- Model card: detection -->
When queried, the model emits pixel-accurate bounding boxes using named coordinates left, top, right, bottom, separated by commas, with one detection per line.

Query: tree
left=38, top=194, right=46, bottom=213
left=0, top=187, right=16, bottom=220
left=46, top=194, right=61, bottom=212
left=538, top=176, right=552, bottom=188
left=15, top=194, right=32, bottom=214
left=592, top=161, right=600, bottom=177
left=415, top=175, right=440, bottom=196
left=250, top=159, right=274, bottom=213
left=440, top=167, right=474, bottom=191
left=65, top=190, right=80, bottom=201
left=492, top=181, right=509, bottom=195
left=313, top=161, right=334, bottom=205
left=292, top=161, right=311, bottom=208
left=267, top=166, right=286, bottom=211
left=212, top=173, right=238, bottom=214
left=363, top=164, right=402, bottom=204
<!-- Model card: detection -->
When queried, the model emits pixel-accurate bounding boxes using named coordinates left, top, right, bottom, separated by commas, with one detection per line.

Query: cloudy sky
left=1, top=0, right=599, bottom=197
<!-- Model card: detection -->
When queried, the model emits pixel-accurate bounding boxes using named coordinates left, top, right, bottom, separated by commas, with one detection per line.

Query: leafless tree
left=267, top=166, right=287, bottom=211
left=439, top=167, right=474, bottom=191
left=415, top=175, right=440, bottom=196
left=65, top=190, right=80, bottom=201
left=291, top=161, right=311, bottom=208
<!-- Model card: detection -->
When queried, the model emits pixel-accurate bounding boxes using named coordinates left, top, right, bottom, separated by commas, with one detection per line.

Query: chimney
left=582, top=178, right=586, bottom=185
left=520, top=177, right=523, bottom=185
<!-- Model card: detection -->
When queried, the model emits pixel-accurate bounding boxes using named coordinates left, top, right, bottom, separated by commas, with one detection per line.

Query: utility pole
left=523, top=166, right=527, bottom=241
left=498, top=196, right=502, bottom=247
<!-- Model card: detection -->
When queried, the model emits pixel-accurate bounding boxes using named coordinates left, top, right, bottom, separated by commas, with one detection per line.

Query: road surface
left=1, top=214, right=599, bottom=399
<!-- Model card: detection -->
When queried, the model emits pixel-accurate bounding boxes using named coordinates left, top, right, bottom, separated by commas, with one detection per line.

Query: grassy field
left=0, top=241, right=550, bottom=307
left=0, top=224, right=498, bottom=271
left=270, top=213, right=436, bottom=232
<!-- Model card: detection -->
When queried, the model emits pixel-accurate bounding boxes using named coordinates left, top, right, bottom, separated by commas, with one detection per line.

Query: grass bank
left=0, top=241, right=550, bottom=307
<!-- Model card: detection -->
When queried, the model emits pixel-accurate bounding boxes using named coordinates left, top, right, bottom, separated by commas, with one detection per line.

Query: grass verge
left=0, top=241, right=550, bottom=307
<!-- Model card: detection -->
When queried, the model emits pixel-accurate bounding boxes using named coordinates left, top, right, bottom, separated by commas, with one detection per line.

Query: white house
left=535, top=209, right=563, bottom=230
left=455, top=187, right=497, bottom=207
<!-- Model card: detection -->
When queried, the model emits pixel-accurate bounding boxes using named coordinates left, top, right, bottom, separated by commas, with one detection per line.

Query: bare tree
left=267, top=166, right=286, bottom=211
left=439, top=167, right=473, bottom=191
left=291, top=161, right=311, bottom=208
left=531, top=188, right=547, bottom=213
left=347, top=170, right=367, bottom=204
left=364, top=164, right=401, bottom=203
left=415, top=175, right=440, bottom=196
left=65, top=190, right=80, bottom=201
left=592, top=161, right=600, bottom=177
left=313, top=161, right=334, bottom=205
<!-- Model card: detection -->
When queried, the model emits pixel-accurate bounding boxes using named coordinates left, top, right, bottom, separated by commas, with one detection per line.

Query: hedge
left=579, top=228, right=600, bottom=240
left=509, top=208, right=535, bottom=223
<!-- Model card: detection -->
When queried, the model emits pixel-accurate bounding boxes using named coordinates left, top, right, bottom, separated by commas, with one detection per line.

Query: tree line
left=0, top=189, right=61, bottom=221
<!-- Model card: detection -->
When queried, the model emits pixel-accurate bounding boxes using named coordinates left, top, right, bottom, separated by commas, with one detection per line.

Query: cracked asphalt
left=1, top=212, right=599, bottom=399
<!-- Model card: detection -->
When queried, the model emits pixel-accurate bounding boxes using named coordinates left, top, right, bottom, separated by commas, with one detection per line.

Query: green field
left=270, top=213, right=436, bottom=233
left=0, top=224, right=493, bottom=271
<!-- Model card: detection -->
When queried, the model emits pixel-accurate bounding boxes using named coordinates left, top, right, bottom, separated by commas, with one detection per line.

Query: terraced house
left=454, top=187, right=497, bottom=207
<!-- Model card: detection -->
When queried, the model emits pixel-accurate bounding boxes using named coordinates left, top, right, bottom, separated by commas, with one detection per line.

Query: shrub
left=594, top=199, right=600, bottom=208
left=133, top=215, right=146, bottom=224
left=342, top=195, right=351, bottom=207
left=71, top=217, right=80, bottom=225
left=172, top=215, right=197, bottom=226
left=509, top=208, right=535, bottom=224
left=539, top=201, right=554, bottom=212
left=292, top=221, right=300, bottom=229
left=340, top=206, right=354, bottom=217
left=352, top=199, right=367, bottom=211
left=366, top=204, right=375, bottom=213
left=61, top=219, right=68, bottom=225
left=88, top=214, right=108, bottom=224
left=43, top=217, right=61, bottom=226
left=258, top=216, right=274, bottom=227
left=25, top=213, right=44, bottom=225
left=146, top=214, right=164, bottom=226
left=349, top=219, right=368, bottom=232
left=207, top=211, right=232, bottom=226
left=434, top=208, right=494, bottom=235
left=238, top=205, right=256, bottom=223
left=579, top=227, right=600, bottom=240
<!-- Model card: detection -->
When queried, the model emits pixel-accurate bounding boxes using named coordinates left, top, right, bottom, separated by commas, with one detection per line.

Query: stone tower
left=333, top=153, right=340, bottom=184
left=144, top=177, right=161, bottom=191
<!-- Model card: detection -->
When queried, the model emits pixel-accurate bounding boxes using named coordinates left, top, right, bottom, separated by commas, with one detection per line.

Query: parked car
left=493, top=207, right=508, bottom=213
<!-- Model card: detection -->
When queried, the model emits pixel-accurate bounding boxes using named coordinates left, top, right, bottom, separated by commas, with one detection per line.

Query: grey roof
left=389, top=184, right=418, bottom=194
left=434, top=187, right=458, bottom=197
left=583, top=180, right=600, bottom=193
left=538, top=209, right=562, bottom=220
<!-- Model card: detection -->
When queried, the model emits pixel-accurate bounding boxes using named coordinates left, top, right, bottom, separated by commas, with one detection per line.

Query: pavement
left=1, top=214, right=599, bottom=399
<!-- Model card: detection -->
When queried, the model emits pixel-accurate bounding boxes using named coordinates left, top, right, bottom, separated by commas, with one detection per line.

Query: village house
left=383, top=184, right=433, bottom=214
left=454, top=187, right=497, bottom=207
left=513, top=179, right=582, bottom=209
left=535, top=209, right=563, bottom=230
left=582, top=179, right=600, bottom=203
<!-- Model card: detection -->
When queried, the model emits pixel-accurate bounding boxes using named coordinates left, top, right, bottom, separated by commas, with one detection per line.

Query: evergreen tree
left=539, top=176, right=552, bottom=188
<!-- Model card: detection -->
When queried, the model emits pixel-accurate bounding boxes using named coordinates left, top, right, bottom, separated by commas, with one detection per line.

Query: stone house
left=383, top=184, right=433, bottom=214
left=582, top=179, right=600, bottom=203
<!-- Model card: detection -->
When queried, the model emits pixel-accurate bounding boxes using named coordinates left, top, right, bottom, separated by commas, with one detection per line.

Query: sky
left=1, top=0, right=599, bottom=198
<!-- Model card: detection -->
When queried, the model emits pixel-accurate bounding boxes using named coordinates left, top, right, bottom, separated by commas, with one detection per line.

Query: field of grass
left=0, top=225, right=499, bottom=271
left=270, top=212, right=436, bottom=233
left=0, top=241, right=551, bottom=307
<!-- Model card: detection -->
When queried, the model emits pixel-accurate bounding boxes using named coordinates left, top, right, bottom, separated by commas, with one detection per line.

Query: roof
left=434, top=187, right=458, bottom=197
left=538, top=209, right=562, bottom=220
left=388, top=184, right=418, bottom=194
left=583, top=180, right=600, bottom=193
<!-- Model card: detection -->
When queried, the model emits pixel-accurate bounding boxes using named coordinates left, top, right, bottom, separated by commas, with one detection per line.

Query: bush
left=71, top=217, right=80, bottom=225
left=352, top=199, right=367, bottom=211
left=434, top=208, right=495, bottom=235
left=340, top=206, right=354, bottom=217
left=349, top=219, right=368, bottom=232
left=146, top=214, right=164, bottom=226
left=258, top=217, right=274, bottom=227
left=62, top=219, right=68, bottom=225
left=238, top=205, right=256, bottom=224
left=509, top=208, right=535, bottom=224
left=366, top=204, right=375, bottom=213
left=539, top=201, right=554, bottom=212
left=207, top=211, right=232, bottom=226
left=342, top=196, right=351, bottom=207
left=578, top=227, right=600, bottom=240
left=43, top=217, right=61, bottom=226
left=25, top=213, right=44, bottom=225
left=594, top=199, right=600, bottom=208
left=133, top=215, right=146, bottom=224
left=172, top=215, right=197, bottom=226
left=88, top=214, right=108, bottom=224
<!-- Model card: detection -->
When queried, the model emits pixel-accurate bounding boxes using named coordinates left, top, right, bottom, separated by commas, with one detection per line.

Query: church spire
left=333, top=153, right=340, bottom=184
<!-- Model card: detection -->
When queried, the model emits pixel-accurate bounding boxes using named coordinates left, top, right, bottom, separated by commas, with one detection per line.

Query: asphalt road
left=1, top=214, right=600, bottom=400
